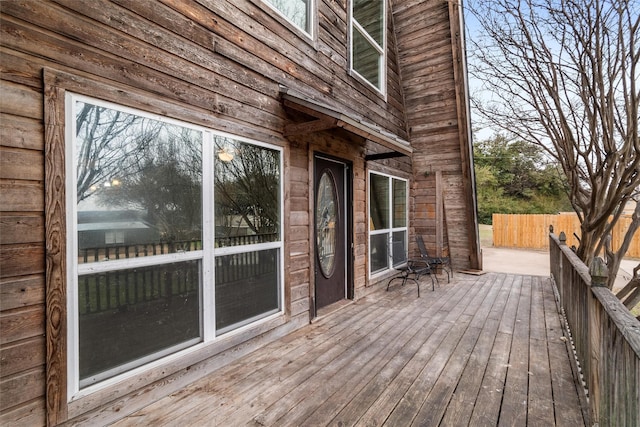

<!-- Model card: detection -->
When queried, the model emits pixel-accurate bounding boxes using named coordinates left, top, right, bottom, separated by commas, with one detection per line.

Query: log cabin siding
left=0, top=60, right=48, bottom=425
left=391, top=0, right=479, bottom=268
left=0, top=1, right=478, bottom=424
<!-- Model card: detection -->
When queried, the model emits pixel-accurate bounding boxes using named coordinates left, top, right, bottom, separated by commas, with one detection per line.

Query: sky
left=462, top=5, right=495, bottom=143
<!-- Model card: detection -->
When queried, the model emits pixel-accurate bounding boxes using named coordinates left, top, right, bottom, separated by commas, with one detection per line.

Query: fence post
left=558, top=231, right=566, bottom=245
left=588, top=257, right=608, bottom=426
left=558, top=231, right=566, bottom=301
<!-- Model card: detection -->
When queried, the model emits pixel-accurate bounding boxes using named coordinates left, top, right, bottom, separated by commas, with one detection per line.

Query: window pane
left=353, top=28, right=381, bottom=88
left=392, top=231, right=407, bottom=266
left=75, top=101, right=203, bottom=263
left=370, top=174, right=389, bottom=230
left=392, top=179, right=407, bottom=228
left=266, top=0, right=311, bottom=33
left=370, top=233, right=389, bottom=272
left=214, top=137, right=281, bottom=247
left=78, top=261, right=201, bottom=385
left=354, top=0, right=383, bottom=45
left=215, top=249, right=280, bottom=332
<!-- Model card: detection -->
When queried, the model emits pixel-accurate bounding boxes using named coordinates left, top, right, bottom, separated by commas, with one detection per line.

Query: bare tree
left=75, top=103, right=162, bottom=201
left=101, top=126, right=203, bottom=243
left=76, top=101, right=203, bottom=247
left=214, top=136, right=280, bottom=239
left=467, top=0, right=640, bottom=288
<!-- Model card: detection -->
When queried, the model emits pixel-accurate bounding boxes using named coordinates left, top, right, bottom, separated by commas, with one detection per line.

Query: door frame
left=311, top=152, right=354, bottom=317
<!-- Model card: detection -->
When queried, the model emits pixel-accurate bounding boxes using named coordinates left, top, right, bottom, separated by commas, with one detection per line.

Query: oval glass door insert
left=316, top=170, right=338, bottom=277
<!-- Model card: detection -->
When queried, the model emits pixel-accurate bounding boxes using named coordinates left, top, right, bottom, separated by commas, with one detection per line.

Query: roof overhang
left=280, top=86, right=412, bottom=159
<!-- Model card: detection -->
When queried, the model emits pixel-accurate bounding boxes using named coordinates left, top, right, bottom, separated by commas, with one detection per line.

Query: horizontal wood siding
left=288, top=137, right=311, bottom=318
left=0, top=0, right=421, bottom=425
left=0, top=51, right=48, bottom=425
left=391, top=0, right=477, bottom=270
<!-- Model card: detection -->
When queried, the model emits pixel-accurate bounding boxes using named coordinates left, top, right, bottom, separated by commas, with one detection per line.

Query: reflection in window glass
left=69, top=95, right=283, bottom=392
left=105, top=231, right=125, bottom=245
left=369, top=173, right=408, bottom=274
left=75, top=101, right=203, bottom=262
left=73, top=100, right=204, bottom=386
left=351, top=0, right=384, bottom=90
left=265, top=0, right=312, bottom=34
left=78, top=261, right=201, bottom=386
left=393, top=179, right=406, bottom=228
left=370, top=173, right=389, bottom=230
left=214, top=137, right=281, bottom=247
left=353, top=29, right=381, bottom=88
left=215, top=249, right=280, bottom=333
left=213, top=137, right=282, bottom=333
left=392, top=231, right=407, bottom=266
left=353, top=0, right=383, bottom=44
left=370, top=233, right=389, bottom=273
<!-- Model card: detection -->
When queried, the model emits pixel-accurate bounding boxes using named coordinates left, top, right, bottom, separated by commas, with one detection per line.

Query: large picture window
left=369, top=172, right=407, bottom=274
left=351, top=0, right=386, bottom=92
left=67, top=95, right=283, bottom=393
left=264, top=0, right=313, bottom=36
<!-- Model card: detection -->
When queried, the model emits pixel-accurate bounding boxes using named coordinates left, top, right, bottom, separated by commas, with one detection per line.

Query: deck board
left=499, top=275, right=532, bottom=427
left=218, top=301, right=408, bottom=425
left=439, top=273, right=510, bottom=425
left=355, top=275, right=492, bottom=426
left=322, top=282, right=472, bottom=426
left=115, top=272, right=586, bottom=426
left=419, top=273, right=509, bottom=426
left=527, top=276, right=556, bottom=426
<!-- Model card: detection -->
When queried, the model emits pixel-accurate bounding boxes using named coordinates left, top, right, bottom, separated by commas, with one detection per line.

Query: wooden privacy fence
left=494, top=213, right=640, bottom=257
left=550, top=230, right=640, bottom=426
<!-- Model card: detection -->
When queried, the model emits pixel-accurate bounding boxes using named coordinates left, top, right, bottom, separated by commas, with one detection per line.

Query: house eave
left=280, top=86, right=412, bottom=157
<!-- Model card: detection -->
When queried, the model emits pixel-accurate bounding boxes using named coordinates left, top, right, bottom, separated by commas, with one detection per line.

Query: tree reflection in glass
left=73, top=101, right=203, bottom=385
left=214, top=136, right=281, bottom=247
left=267, top=0, right=311, bottom=33
left=75, top=101, right=202, bottom=259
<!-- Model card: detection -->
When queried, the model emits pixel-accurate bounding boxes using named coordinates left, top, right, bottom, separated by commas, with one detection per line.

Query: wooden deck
left=115, top=272, right=586, bottom=426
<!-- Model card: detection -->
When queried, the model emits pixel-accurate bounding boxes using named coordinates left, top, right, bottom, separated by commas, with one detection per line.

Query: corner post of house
left=588, top=256, right=608, bottom=426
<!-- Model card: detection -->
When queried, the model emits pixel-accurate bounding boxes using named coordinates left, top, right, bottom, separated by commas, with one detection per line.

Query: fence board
left=493, top=213, right=640, bottom=257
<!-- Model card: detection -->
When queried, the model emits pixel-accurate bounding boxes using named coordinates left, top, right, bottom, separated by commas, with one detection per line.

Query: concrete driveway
left=481, top=246, right=639, bottom=292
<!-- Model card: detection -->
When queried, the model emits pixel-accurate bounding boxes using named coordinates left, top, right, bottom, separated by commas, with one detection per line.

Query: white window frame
left=65, top=93, right=284, bottom=399
left=262, top=0, right=315, bottom=39
left=368, top=171, right=408, bottom=276
left=350, top=0, right=387, bottom=94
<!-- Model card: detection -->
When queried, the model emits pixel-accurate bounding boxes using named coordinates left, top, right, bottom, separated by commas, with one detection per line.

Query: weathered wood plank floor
left=116, top=273, right=585, bottom=426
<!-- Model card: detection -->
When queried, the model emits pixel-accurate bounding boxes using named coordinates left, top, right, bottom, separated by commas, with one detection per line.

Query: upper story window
left=351, top=0, right=386, bottom=93
left=264, top=0, right=313, bottom=36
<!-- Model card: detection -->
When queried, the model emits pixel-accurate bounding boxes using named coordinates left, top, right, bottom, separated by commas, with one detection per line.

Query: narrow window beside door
left=369, top=171, right=407, bottom=274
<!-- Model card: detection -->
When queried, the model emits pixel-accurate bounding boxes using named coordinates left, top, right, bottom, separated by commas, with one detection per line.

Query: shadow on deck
left=116, top=272, right=586, bottom=426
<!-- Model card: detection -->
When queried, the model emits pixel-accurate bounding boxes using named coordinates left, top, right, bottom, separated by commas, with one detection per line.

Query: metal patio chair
left=416, top=235, right=452, bottom=283
left=386, top=241, right=438, bottom=297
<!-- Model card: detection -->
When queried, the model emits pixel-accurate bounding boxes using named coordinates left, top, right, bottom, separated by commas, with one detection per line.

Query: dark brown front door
left=314, top=155, right=350, bottom=309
